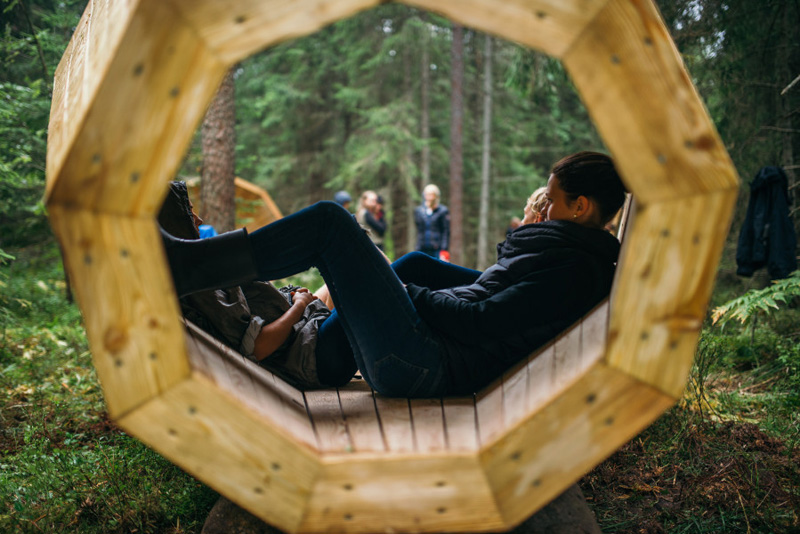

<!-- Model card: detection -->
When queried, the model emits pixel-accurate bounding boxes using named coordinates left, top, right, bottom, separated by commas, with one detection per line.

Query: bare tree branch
left=761, top=126, right=800, bottom=134
left=781, top=73, right=800, bottom=96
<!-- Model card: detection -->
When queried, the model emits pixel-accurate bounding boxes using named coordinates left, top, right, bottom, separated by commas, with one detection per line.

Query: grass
left=2, top=239, right=799, bottom=533
left=0, top=240, right=217, bottom=533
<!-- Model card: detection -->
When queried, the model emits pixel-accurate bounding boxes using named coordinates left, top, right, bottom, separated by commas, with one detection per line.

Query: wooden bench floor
left=184, top=300, right=609, bottom=456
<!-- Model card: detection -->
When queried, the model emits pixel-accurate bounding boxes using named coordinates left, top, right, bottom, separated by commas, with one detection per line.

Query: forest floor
left=1, top=240, right=799, bottom=533
left=581, top=409, right=799, bottom=533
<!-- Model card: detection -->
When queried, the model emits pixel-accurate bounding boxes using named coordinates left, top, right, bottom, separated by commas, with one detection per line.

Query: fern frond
left=711, top=270, right=800, bottom=327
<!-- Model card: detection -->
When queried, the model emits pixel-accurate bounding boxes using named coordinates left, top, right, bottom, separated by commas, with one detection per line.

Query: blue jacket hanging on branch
left=736, top=166, right=797, bottom=280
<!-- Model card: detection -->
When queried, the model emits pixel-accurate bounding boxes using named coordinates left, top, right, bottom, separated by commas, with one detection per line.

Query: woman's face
left=521, top=198, right=540, bottom=226
left=544, top=174, right=575, bottom=222
left=364, top=192, right=378, bottom=210
left=188, top=200, right=204, bottom=233
left=424, top=190, right=438, bottom=209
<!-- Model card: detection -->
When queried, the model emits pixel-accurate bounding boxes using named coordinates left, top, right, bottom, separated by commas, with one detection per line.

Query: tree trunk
left=409, top=20, right=433, bottom=256
left=420, top=21, right=431, bottom=190
left=201, top=68, right=237, bottom=233
left=448, top=24, right=465, bottom=265
left=477, top=35, right=493, bottom=270
left=401, top=37, right=415, bottom=258
left=776, top=4, right=798, bottom=239
left=778, top=5, right=795, bottom=192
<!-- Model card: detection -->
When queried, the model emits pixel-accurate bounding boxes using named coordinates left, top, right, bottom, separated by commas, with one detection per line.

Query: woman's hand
left=253, top=288, right=317, bottom=362
left=290, top=288, right=318, bottom=311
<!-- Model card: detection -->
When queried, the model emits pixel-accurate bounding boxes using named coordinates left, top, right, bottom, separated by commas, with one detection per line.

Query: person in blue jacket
left=161, top=152, right=626, bottom=398
left=414, top=184, right=450, bottom=261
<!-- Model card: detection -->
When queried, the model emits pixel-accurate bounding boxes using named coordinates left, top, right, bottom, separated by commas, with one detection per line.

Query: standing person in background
left=414, top=184, right=450, bottom=261
left=356, top=190, right=387, bottom=251
left=333, top=190, right=352, bottom=212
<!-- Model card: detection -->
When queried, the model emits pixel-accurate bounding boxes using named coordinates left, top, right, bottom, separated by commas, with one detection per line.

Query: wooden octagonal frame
left=46, top=0, right=739, bottom=532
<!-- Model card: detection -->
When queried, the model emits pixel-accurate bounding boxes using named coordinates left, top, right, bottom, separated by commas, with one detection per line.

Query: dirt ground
left=580, top=419, right=800, bottom=533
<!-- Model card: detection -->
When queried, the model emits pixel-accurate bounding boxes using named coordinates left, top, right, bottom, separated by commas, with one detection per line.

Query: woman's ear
left=575, top=195, right=602, bottom=227
left=575, top=195, right=590, bottom=216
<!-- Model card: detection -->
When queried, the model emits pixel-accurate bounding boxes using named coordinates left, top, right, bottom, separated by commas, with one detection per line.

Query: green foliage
left=1, top=430, right=216, bottom=533
left=711, top=271, right=800, bottom=328
left=0, top=242, right=217, bottom=533
left=196, top=4, right=605, bottom=263
left=0, top=0, right=85, bottom=247
left=0, top=80, right=50, bottom=246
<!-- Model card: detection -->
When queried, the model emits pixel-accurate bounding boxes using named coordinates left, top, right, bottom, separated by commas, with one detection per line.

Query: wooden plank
left=410, top=398, right=446, bottom=452
left=475, top=380, right=504, bottom=447
left=527, top=344, right=555, bottom=414
left=269, top=374, right=318, bottom=449
left=305, top=389, right=351, bottom=453
left=48, top=207, right=189, bottom=418
left=183, top=324, right=238, bottom=393
left=580, top=301, right=609, bottom=367
left=607, top=191, right=736, bottom=396
left=442, top=396, right=479, bottom=452
left=220, top=349, right=259, bottom=406
left=45, top=2, right=82, bottom=194
left=182, top=323, right=298, bottom=440
left=563, top=0, right=739, bottom=204
left=374, top=396, right=414, bottom=453
left=169, top=0, right=383, bottom=64
left=552, top=321, right=583, bottom=389
left=184, top=322, right=213, bottom=377
left=338, top=380, right=385, bottom=453
left=117, top=374, right=320, bottom=534
left=502, top=361, right=529, bottom=431
left=47, top=0, right=227, bottom=217
left=183, top=323, right=311, bottom=445
left=404, top=0, right=607, bottom=58
left=480, top=362, right=674, bottom=527
left=46, top=0, right=142, bottom=200
left=304, top=454, right=503, bottom=533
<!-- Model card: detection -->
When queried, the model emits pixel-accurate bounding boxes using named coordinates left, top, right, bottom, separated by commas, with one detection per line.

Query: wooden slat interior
left=184, top=322, right=317, bottom=448
left=184, top=301, right=607, bottom=456
left=476, top=300, right=609, bottom=448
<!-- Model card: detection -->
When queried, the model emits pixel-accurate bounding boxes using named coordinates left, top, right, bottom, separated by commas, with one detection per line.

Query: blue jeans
left=249, top=202, right=455, bottom=397
left=315, top=252, right=481, bottom=388
left=391, top=251, right=481, bottom=289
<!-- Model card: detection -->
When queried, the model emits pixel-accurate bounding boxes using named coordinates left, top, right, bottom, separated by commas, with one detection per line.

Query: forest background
left=1, top=0, right=799, bottom=533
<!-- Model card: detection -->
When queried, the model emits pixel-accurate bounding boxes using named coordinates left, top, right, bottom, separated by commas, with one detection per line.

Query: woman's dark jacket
left=406, top=220, right=620, bottom=395
left=414, top=204, right=450, bottom=252
left=736, top=166, right=797, bottom=280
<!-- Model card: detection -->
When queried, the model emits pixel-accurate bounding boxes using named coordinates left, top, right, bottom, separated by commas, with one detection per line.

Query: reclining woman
left=162, top=151, right=626, bottom=398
